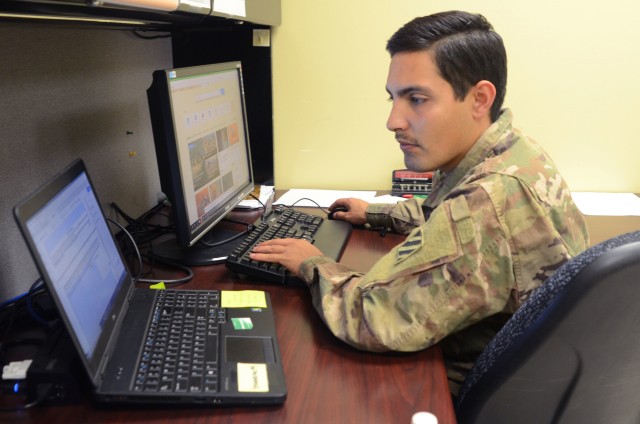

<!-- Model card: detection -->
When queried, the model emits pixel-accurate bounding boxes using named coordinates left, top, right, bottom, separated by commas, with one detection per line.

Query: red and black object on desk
left=391, top=169, right=433, bottom=197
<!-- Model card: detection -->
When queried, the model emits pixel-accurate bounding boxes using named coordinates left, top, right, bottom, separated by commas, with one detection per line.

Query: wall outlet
left=253, top=29, right=271, bottom=47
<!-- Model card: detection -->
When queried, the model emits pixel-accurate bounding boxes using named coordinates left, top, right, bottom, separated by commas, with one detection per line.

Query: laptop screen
left=25, top=170, right=127, bottom=359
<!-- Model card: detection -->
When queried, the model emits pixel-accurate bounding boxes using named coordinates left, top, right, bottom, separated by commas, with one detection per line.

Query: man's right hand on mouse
left=328, top=198, right=369, bottom=225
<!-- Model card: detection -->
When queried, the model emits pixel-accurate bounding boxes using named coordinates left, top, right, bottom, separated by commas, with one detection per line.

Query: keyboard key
left=225, top=206, right=333, bottom=284
left=133, top=290, right=220, bottom=393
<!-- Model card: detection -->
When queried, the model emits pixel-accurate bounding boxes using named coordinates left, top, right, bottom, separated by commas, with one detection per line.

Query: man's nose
left=386, top=102, right=406, bottom=132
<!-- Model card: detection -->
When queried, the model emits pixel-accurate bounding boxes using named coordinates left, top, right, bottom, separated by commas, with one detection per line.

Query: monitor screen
left=13, top=159, right=134, bottom=380
left=147, top=61, right=254, bottom=265
left=25, top=169, right=127, bottom=359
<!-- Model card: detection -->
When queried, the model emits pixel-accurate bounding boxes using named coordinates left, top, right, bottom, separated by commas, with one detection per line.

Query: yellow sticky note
left=237, top=363, right=269, bottom=392
left=150, top=282, right=166, bottom=290
left=221, top=290, right=267, bottom=308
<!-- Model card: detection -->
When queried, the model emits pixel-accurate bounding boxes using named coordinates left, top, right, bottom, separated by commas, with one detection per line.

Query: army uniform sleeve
left=366, top=198, right=427, bottom=235
left=298, top=184, right=516, bottom=353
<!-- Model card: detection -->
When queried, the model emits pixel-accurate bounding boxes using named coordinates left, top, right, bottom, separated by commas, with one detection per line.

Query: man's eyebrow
left=386, top=85, right=431, bottom=97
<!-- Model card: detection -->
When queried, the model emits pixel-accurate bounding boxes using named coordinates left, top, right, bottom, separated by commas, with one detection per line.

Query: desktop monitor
left=147, top=61, right=255, bottom=266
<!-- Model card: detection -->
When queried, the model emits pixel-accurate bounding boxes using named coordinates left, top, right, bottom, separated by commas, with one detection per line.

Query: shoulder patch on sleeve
left=396, top=227, right=424, bottom=262
left=364, top=204, right=463, bottom=284
left=395, top=204, right=459, bottom=265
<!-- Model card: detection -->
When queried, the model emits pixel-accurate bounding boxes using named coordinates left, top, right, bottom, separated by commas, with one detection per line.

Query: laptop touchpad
left=226, top=336, right=276, bottom=363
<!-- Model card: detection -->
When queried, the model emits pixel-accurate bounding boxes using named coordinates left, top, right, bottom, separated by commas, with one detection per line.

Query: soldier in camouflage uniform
left=250, top=11, right=589, bottom=394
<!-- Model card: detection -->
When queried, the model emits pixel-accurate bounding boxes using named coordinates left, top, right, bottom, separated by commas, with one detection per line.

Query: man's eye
left=410, top=96, right=426, bottom=105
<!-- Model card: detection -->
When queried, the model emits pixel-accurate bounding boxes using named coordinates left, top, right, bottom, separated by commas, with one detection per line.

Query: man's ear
left=471, top=80, right=496, bottom=119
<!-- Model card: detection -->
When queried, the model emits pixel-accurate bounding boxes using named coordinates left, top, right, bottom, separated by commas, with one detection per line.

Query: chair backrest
left=456, top=231, right=640, bottom=424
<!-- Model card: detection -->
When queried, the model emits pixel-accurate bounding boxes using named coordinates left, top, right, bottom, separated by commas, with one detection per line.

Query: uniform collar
left=424, top=109, right=514, bottom=208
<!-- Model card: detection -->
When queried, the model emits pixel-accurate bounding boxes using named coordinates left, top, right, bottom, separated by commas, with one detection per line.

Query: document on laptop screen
left=26, top=172, right=127, bottom=358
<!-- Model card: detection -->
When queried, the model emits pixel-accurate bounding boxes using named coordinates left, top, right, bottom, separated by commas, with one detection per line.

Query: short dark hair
left=386, top=11, right=507, bottom=122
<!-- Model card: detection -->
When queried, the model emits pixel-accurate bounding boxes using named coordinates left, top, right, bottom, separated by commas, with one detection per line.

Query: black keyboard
left=133, top=290, right=224, bottom=393
left=225, top=205, right=352, bottom=285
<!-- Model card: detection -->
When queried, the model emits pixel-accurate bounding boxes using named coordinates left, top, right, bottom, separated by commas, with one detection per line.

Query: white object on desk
left=571, top=192, right=640, bottom=216
left=214, top=0, right=246, bottom=16
left=411, top=411, right=438, bottom=424
left=372, top=194, right=408, bottom=204
left=274, top=189, right=377, bottom=208
left=237, top=185, right=275, bottom=210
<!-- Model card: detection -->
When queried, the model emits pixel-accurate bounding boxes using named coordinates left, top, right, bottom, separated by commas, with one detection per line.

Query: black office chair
left=456, top=231, right=640, bottom=424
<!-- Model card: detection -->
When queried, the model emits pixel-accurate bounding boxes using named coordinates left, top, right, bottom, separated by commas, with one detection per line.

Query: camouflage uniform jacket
left=298, top=109, right=589, bottom=388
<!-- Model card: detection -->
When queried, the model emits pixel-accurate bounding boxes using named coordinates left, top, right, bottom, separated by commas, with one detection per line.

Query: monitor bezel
left=147, top=61, right=255, bottom=250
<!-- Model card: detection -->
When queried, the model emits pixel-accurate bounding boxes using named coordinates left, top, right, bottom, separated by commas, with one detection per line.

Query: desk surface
left=15, top=210, right=457, bottom=424
left=583, top=213, right=640, bottom=246
left=11, top=196, right=639, bottom=423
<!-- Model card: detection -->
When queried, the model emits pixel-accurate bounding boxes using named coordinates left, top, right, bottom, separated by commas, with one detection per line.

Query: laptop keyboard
left=133, top=290, right=225, bottom=393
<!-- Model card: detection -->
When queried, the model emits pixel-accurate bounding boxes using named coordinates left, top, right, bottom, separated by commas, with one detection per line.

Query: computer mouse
left=328, top=206, right=348, bottom=220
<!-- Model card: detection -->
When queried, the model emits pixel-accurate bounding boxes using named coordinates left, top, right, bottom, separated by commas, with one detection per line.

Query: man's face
left=386, top=51, right=480, bottom=173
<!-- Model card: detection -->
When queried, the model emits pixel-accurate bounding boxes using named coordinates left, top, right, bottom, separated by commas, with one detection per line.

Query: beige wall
left=272, top=0, right=640, bottom=192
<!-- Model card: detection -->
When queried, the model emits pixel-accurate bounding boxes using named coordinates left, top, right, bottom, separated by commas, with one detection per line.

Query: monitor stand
left=150, top=226, right=246, bottom=266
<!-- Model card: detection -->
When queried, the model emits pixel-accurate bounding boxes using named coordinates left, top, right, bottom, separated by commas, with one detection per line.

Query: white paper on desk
left=236, top=185, right=275, bottom=209
left=180, top=0, right=210, bottom=8
left=371, top=194, right=407, bottom=204
left=274, top=189, right=377, bottom=208
left=571, top=192, right=640, bottom=216
left=214, top=0, right=246, bottom=16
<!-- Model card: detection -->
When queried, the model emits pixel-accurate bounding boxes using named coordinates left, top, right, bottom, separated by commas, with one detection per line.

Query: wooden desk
left=581, top=193, right=640, bottom=245
left=584, top=214, right=640, bottom=246
left=16, top=212, right=457, bottom=424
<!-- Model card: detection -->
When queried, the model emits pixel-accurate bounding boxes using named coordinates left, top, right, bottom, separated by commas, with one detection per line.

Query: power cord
left=249, top=192, right=268, bottom=212
left=138, top=254, right=193, bottom=286
left=106, top=218, right=193, bottom=286
left=198, top=190, right=272, bottom=249
left=25, top=280, right=50, bottom=327
left=197, top=218, right=254, bottom=248
left=110, top=193, right=276, bottom=283
left=111, top=201, right=174, bottom=246
left=0, top=281, right=56, bottom=412
left=285, top=197, right=388, bottom=236
left=131, top=29, right=173, bottom=40
left=1, top=279, right=52, bottom=362
left=0, top=279, right=45, bottom=312
left=288, top=197, right=330, bottom=214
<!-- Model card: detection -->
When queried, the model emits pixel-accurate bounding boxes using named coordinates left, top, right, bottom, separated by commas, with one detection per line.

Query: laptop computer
left=13, top=159, right=287, bottom=405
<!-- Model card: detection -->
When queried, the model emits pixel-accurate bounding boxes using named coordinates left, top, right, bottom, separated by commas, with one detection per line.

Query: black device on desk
left=147, top=61, right=256, bottom=266
left=13, top=159, right=287, bottom=406
left=328, top=206, right=348, bottom=220
left=226, top=205, right=352, bottom=286
left=391, top=169, right=433, bottom=197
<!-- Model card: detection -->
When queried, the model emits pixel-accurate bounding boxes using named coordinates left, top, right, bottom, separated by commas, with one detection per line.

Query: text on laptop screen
left=26, top=171, right=127, bottom=358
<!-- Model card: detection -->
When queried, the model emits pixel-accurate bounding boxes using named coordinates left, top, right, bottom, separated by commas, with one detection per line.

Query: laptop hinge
left=95, top=286, right=137, bottom=385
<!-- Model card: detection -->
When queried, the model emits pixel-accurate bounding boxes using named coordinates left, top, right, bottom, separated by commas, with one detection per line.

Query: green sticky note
left=150, top=282, right=166, bottom=290
left=231, top=317, right=254, bottom=330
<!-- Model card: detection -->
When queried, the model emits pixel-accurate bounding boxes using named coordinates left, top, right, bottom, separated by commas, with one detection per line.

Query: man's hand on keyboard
left=249, top=238, right=323, bottom=277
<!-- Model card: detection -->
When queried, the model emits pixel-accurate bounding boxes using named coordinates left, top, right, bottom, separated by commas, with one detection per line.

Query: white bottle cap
left=411, top=411, right=438, bottom=424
